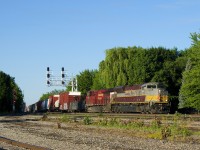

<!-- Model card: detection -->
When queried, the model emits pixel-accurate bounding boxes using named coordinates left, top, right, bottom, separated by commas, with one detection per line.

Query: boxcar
left=59, top=91, right=81, bottom=112
left=48, top=95, right=60, bottom=111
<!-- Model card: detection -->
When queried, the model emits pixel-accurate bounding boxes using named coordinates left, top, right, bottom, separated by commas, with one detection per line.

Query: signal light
left=47, top=67, right=50, bottom=78
left=47, top=73, right=50, bottom=78
left=61, top=67, right=65, bottom=78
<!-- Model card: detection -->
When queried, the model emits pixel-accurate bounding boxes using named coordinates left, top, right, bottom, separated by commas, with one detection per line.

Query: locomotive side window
left=147, top=85, right=157, bottom=89
left=141, top=85, right=146, bottom=90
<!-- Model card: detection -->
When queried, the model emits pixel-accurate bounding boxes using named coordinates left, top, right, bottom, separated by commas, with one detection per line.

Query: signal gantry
left=46, top=67, right=78, bottom=92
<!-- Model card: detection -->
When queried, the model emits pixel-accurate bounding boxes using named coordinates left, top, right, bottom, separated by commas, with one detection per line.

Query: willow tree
left=95, top=46, right=183, bottom=94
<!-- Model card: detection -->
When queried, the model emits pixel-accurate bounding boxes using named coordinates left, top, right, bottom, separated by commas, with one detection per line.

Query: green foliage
left=94, top=46, right=184, bottom=98
left=179, top=32, right=200, bottom=110
left=12, top=81, right=24, bottom=112
left=161, top=125, right=171, bottom=139
left=168, top=114, right=191, bottom=140
left=83, top=116, right=92, bottom=125
left=150, top=118, right=162, bottom=129
left=77, top=69, right=97, bottom=95
left=97, top=117, right=109, bottom=126
left=74, top=46, right=188, bottom=113
left=93, top=115, right=191, bottom=141
left=127, top=119, right=144, bottom=128
left=91, top=70, right=105, bottom=90
left=60, top=114, right=71, bottom=122
left=40, top=89, right=65, bottom=101
left=0, top=71, right=24, bottom=112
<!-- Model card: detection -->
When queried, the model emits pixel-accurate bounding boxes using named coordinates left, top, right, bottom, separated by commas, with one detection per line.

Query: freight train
left=28, top=82, right=170, bottom=114
left=28, top=91, right=84, bottom=113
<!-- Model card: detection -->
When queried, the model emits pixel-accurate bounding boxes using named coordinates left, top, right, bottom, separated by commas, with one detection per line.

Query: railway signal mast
left=46, top=67, right=78, bottom=91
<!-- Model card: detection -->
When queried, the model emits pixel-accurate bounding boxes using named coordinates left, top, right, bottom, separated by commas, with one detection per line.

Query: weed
left=128, top=119, right=144, bottom=128
left=108, top=118, right=119, bottom=126
left=148, top=131, right=162, bottom=139
left=150, top=118, right=162, bottom=129
left=57, top=122, right=61, bottom=129
left=98, top=117, right=108, bottom=126
left=83, top=116, right=92, bottom=125
left=161, top=125, right=171, bottom=139
left=41, top=113, right=48, bottom=121
left=60, top=114, right=70, bottom=122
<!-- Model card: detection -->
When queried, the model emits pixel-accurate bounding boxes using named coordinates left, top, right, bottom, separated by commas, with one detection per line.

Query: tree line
left=0, top=71, right=24, bottom=113
left=75, top=32, right=200, bottom=112
left=41, top=32, right=199, bottom=112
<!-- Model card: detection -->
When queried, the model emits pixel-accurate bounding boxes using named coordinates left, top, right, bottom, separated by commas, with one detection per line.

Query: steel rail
left=0, top=136, right=51, bottom=150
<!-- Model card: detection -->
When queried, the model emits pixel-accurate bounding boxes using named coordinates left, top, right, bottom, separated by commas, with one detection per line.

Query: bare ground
left=0, top=115, right=200, bottom=150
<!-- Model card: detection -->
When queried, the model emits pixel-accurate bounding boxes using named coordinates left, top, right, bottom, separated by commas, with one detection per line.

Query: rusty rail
left=0, top=136, right=51, bottom=150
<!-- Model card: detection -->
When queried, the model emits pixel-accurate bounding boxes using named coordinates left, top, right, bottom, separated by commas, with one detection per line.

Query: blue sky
left=0, top=0, right=200, bottom=105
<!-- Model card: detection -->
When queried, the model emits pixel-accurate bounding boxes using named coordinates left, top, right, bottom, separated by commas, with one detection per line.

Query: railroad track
left=46, top=112, right=200, bottom=120
left=0, top=136, right=51, bottom=150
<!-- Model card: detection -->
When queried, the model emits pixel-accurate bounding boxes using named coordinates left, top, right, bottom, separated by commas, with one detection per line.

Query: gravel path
left=0, top=115, right=200, bottom=150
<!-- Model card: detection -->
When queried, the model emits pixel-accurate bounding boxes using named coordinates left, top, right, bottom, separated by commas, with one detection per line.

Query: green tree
left=40, top=89, right=65, bottom=100
left=0, top=71, right=24, bottom=112
left=179, top=32, right=200, bottom=110
left=92, top=70, right=105, bottom=90
left=11, top=81, right=24, bottom=112
left=94, top=46, right=183, bottom=94
left=77, top=69, right=97, bottom=95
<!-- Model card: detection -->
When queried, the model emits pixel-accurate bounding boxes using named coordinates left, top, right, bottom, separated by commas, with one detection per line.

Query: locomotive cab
left=142, top=82, right=168, bottom=103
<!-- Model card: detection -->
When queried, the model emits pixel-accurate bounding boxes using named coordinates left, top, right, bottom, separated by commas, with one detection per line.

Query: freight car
left=59, top=91, right=84, bottom=112
left=48, top=95, right=60, bottom=111
left=28, top=103, right=37, bottom=113
left=28, top=91, right=84, bottom=113
left=86, top=82, right=169, bottom=113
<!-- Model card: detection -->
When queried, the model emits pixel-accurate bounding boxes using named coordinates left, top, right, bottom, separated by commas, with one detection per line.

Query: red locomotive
left=86, top=82, right=169, bottom=113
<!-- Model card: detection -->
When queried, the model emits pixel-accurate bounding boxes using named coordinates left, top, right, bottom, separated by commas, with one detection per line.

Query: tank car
left=86, top=82, right=169, bottom=113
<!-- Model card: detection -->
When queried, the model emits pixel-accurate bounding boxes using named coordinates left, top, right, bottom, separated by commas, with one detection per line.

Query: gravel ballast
left=0, top=115, right=199, bottom=150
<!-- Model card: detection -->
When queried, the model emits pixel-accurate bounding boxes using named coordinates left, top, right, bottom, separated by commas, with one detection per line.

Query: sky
left=0, top=0, right=200, bottom=105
